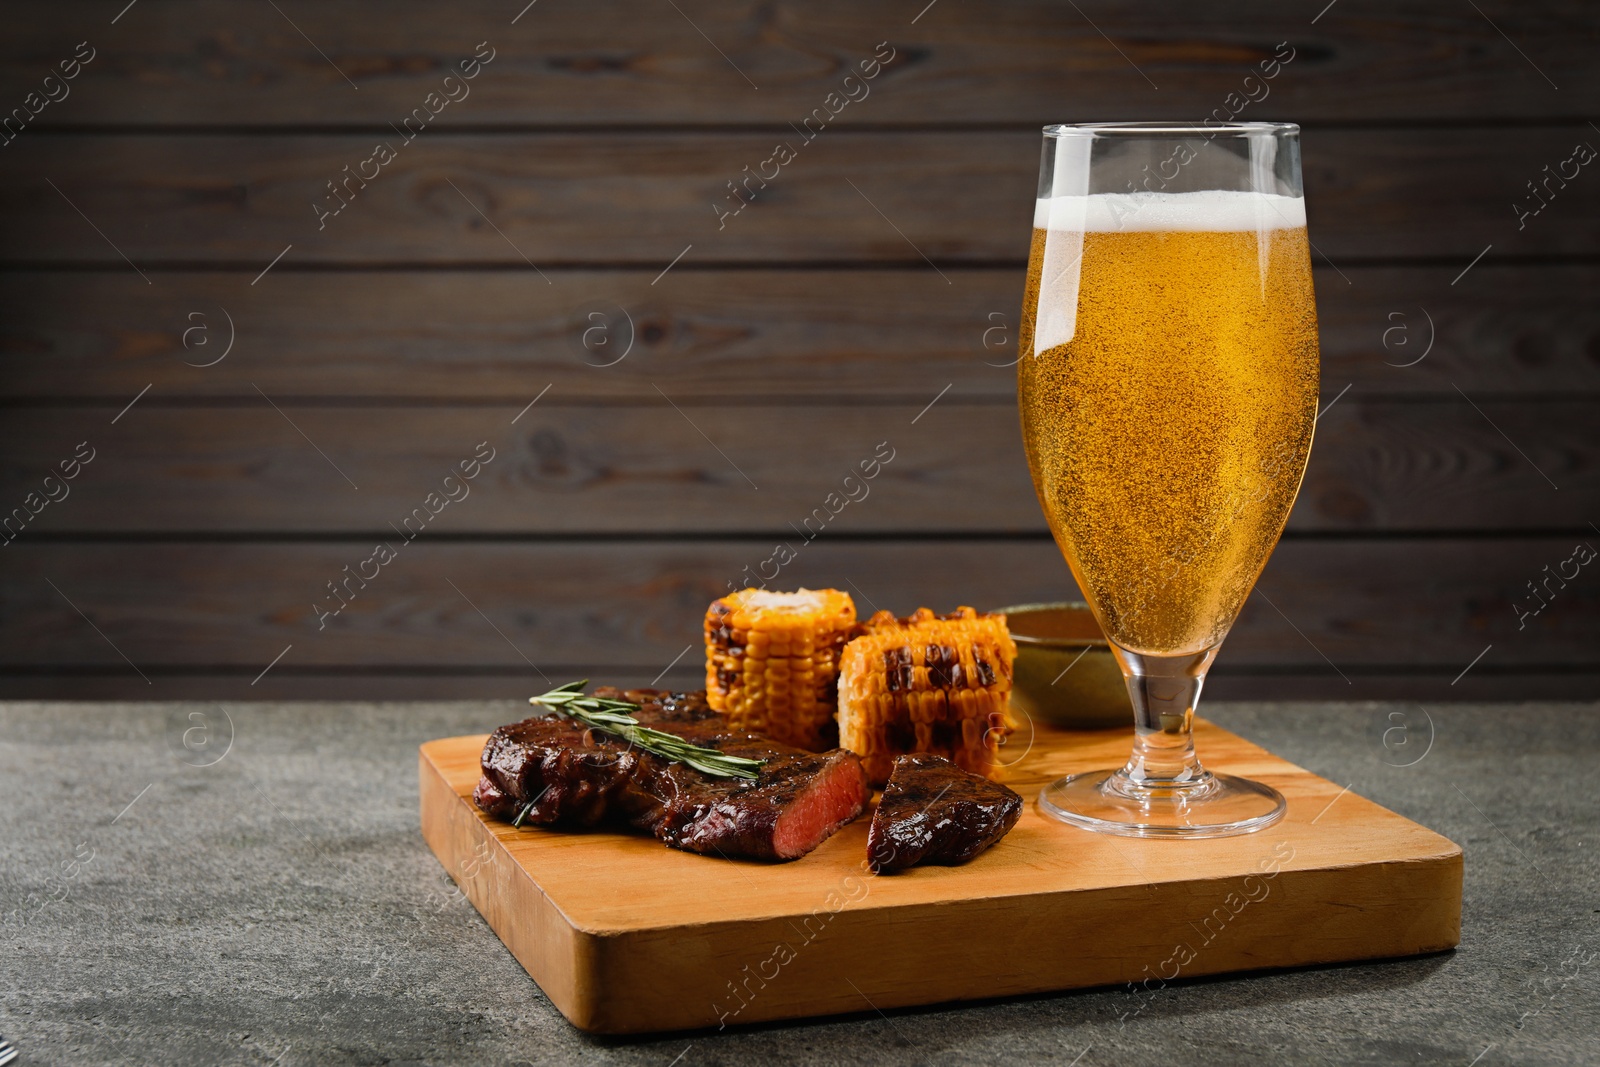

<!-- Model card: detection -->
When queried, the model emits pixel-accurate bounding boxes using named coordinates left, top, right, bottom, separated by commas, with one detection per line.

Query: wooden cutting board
left=419, top=718, right=1461, bottom=1034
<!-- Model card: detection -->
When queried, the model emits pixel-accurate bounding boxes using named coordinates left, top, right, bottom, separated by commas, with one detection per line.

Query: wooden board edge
left=418, top=733, right=1465, bottom=1034
left=580, top=846, right=1465, bottom=1033
left=418, top=744, right=601, bottom=1031
left=1186, top=719, right=1467, bottom=866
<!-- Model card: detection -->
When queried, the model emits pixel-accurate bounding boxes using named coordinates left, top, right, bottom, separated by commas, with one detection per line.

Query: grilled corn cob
left=704, top=588, right=857, bottom=750
left=838, top=607, right=1017, bottom=784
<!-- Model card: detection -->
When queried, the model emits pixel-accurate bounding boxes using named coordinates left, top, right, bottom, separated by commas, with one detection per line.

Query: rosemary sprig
left=530, top=681, right=766, bottom=780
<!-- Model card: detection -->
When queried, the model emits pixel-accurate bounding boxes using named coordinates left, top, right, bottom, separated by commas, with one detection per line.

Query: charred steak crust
left=474, top=687, right=870, bottom=861
left=474, top=713, right=635, bottom=827
left=867, top=754, right=1023, bottom=874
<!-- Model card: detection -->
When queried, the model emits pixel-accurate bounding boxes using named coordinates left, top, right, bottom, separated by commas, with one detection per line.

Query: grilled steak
left=866, top=754, right=1022, bottom=874
left=474, top=687, right=870, bottom=861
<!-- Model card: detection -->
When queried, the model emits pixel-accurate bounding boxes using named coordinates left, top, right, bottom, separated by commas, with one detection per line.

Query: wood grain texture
left=420, top=718, right=1462, bottom=1033
left=6, top=668, right=1595, bottom=702
left=4, top=129, right=1596, bottom=265
left=3, top=265, right=1597, bottom=400
left=3, top=0, right=1594, bottom=702
left=0, top=400, right=1593, bottom=533
left=4, top=0, right=1594, bottom=124
left=2, top=539, right=1593, bottom=670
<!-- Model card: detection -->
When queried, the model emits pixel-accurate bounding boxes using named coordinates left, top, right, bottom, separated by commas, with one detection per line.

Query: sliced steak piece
left=472, top=687, right=720, bottom=827
left=474, top=687, right=871, bottom=861
left=866, top=754, right=1023, bottom=874
left=473, top=712, right=634, bottom=827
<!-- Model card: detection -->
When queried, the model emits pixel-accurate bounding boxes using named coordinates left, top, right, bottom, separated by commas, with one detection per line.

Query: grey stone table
left=2, top=701, right=1597, bottom=1066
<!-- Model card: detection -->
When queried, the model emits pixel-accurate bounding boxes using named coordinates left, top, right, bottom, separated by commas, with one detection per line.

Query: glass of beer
left=1019, top=122, right=1318, bottom=837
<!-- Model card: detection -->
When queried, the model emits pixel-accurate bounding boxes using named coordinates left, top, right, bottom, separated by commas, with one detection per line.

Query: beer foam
left=1033, top=190, right=1305, bottom=232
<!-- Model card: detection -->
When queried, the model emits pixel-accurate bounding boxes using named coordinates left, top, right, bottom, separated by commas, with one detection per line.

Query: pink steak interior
left=771, top=757, right=871, bottom=859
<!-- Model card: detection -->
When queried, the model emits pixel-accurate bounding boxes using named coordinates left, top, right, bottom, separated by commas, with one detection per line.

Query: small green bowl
left=994, top=601, right=1130, bottom=730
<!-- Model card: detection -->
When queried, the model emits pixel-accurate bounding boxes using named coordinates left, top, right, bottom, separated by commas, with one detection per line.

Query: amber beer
left=1018, top=192, right=1320, bottom=656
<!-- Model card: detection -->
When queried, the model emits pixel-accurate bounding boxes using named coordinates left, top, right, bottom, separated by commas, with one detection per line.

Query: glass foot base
left=1038, top=769, right=1286, bottom=839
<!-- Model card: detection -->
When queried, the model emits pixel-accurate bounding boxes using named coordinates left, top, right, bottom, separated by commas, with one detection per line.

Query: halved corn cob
left=837, top=607, right=1017, bottom=785
left=704, top=588, right=857, bottom=750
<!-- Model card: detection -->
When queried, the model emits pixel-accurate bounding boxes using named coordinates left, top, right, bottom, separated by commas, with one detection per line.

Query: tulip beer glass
left=1018, top=122, right=1319, bottom=837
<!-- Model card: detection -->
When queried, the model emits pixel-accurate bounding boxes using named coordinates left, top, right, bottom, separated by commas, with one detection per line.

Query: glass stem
left=1109, top=644, right=1219, bottom=788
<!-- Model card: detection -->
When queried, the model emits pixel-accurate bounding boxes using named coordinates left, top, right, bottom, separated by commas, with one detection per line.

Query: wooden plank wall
left=0, top=1, right=1595, bottom=701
